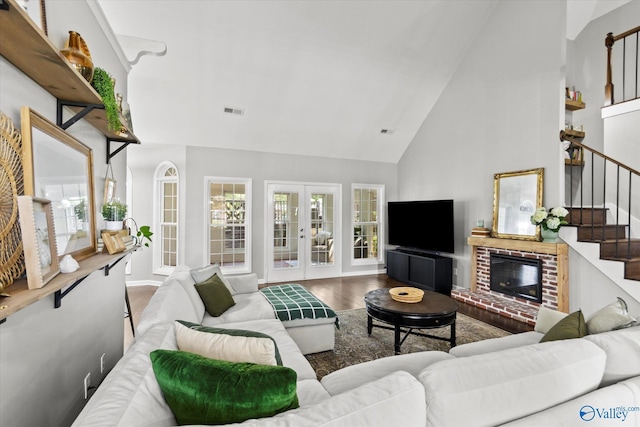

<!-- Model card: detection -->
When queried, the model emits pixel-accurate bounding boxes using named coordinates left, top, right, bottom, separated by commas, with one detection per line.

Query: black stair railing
left=605, top=25, right=640, bottom=106
left=560, top=130, right=639, bottom=260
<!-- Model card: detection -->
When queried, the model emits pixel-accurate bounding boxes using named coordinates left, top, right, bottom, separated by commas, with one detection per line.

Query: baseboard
left=126, top=280, right=163, bottom=287
left=340, top=269, right=387, bottom=277
left=258, top=269, right=386, bottom=285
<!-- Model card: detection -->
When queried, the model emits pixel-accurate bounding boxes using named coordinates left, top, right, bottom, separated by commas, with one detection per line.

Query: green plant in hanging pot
left=91, top=67, right=122, bottom=133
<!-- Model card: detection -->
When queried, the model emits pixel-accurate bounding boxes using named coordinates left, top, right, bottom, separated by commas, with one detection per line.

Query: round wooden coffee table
left=364, top=288, right=458, bottom=354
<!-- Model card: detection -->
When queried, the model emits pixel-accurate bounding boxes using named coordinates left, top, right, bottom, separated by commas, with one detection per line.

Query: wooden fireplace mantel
left=468, top=236, right=568, bottom=255
left=467, top=236, right=569, bottom=313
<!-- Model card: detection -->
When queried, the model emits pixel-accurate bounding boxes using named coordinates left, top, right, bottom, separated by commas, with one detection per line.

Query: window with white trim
left=206, top=177, right=251, bottom=274
left=154, top=163, right=179, bottom=274
left=273, top=193, right=289, bottom=248
left=352, top=184, right=384, bottom=264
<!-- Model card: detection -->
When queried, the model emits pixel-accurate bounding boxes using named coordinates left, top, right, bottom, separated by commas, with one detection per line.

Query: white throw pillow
left=174, top=321, right=281, bottom=366
left=534, top=306, right=569, bottom=334
left=190, top=264, right=236, bottom=295
left=586, top=297, right=636, bottom=335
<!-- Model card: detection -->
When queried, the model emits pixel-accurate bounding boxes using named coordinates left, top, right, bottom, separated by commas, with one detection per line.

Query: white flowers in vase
left=530, top=206, right=569, bottom=232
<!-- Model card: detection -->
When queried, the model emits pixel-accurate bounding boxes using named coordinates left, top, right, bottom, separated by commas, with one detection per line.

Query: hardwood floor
left=124, top=284, right=157, bottom=349
left=124, top=273, right=532, bottom=348
left=262, top=275, right=533, bottom=333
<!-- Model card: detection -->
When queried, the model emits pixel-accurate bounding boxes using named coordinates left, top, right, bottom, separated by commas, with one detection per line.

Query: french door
left=266, top=183, right=341, bottom=282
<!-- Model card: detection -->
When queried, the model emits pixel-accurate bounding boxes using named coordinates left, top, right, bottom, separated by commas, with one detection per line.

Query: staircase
left=561, top=24, right=640, bottom=290
left=566, top=206, right=640, bottom=281
left=561, top=126, right=640, bottom=283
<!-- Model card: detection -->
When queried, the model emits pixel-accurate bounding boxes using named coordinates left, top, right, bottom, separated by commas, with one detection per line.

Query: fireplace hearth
left=452, top=236, right=568, bottom=325
left=490, top=253, right=542, bottom=303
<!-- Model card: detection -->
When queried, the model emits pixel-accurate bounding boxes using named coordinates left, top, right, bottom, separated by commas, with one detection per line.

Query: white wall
left=570, top=247, right=640, bottom=316
left=127, top=144, right=397, bottom=282
left=0, top=261, right=126, bottom=426
left=0, top=1, right=130, bottom=425
left=604, top=109, right=640, bottom=171
left=397, top=1, right=566, bottom=290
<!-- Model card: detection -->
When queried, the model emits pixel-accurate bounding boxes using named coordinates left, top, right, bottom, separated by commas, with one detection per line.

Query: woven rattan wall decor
left=0, top=111, right=25, bottom=291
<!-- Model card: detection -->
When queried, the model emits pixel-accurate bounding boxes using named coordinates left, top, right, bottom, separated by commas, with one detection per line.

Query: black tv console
left=386, top=249, right=453, bottom=296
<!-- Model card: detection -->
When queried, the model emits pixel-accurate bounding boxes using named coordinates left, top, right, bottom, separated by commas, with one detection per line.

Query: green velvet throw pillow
left=150, top=350, right=299, bottom=425
left=194, top=273, right=235, bottom=316
left=540, top=309, right=587, bottom=343
left=176, top=320, right=283, bottom=366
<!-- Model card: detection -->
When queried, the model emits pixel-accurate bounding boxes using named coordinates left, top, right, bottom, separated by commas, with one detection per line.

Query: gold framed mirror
left=21, top=106, right=97, bottom=262
left=492, top=168, right=543, bottom=241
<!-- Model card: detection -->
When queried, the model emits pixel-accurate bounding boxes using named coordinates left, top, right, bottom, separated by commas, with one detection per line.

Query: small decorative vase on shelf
left=60, top=30, right=94, bottom=83
left=541, top=228, right=559, bottom=243
left=104, top=220, right=123, bottom=231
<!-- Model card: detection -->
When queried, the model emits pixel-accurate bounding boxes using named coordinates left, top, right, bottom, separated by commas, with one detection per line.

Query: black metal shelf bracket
left=107, top=138, right=136, bottom=164
left=52, top=254, right=127, bottom=309
left=57, top=99, right=104, bottom=130
left=56, top=99, right=139, bottom=164
left=54, top=278, right=84, bottom=309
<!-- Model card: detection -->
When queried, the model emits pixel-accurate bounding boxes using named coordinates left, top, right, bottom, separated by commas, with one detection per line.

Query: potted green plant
left=102, top=200, right=127, bottom=230
left=123, top=218, right=153, bottom=248
left=91, top=67, right=122, bottom=133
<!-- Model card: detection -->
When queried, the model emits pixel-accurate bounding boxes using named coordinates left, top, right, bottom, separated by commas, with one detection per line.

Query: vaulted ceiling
left=97, top=0, right=630, bottom=163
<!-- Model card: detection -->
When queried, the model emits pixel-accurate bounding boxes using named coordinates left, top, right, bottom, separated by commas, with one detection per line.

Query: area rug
left=305, top=308, right=510, bottom=379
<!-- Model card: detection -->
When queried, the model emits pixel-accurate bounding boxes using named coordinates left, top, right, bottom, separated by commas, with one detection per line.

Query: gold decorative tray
left=389, top=287, right=424, bottom=303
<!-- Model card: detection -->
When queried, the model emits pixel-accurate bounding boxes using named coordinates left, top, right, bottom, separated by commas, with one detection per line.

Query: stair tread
left=575, top=224, right=628, bottom=227
left=599, top=238, right=640, bottom=243
left=601, top=256, right=640, bottom=262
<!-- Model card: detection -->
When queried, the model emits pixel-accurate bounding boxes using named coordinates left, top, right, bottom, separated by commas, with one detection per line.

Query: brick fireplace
left=452, top=236, right=569, bottom=326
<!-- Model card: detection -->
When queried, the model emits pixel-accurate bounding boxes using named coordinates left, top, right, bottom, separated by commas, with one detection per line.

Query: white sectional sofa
left=72, top=267, right=640, bottom=426
left=135, top=266, right=337, bottom=355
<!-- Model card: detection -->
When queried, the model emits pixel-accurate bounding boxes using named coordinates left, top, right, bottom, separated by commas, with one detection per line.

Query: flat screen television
left=387, top=199, right=455, bottom=254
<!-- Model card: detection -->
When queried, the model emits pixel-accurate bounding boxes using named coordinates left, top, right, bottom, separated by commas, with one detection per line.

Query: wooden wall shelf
left=564, top=129, right=585, bottom=138
left=0, top=0, right=139, bottom=149
left=565, top=99, right=586, bottom=111
left=0, top=252, right=130, bottom=323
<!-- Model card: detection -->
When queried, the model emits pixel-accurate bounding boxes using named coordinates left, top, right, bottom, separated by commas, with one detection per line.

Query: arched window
left=155, top=162, right=179, bottom=274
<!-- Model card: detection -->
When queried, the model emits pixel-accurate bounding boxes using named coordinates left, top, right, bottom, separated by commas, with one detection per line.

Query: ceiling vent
left=223, top=106, right=244, bottom=116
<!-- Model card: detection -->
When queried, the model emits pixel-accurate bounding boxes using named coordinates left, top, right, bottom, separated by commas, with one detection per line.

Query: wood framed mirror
left=21, top=106, right=97, bottom=261
left=492, top=168, right=543, bottom=241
